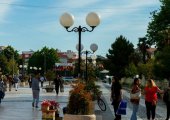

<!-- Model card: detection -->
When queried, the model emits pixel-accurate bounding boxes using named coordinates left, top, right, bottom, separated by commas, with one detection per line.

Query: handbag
left=116, top=100, right=127, bottom=115
left=130, top=91, right=141, bottom=99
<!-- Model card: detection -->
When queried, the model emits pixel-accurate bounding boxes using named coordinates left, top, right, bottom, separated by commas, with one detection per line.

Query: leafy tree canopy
left=146, top=0, right=170, bottom=50
left=153, top=46, right=170, bottom=80
left=28, top=46, right=59, bottom=74
left=106, top=35, right=134, bottom=79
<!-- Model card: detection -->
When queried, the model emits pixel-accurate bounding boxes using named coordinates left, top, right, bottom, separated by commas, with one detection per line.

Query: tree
left=137, top=37, right=150, bottom=64
left=28, top=46, right=59, bottom=75
left=106, top=35, right=134, bottom=79
left=138, top=59, right=154, bottom=79
left=0, top=54, right=8, bottom=74
left=3, top=46, right=19, bottom=63
left=0, top=46, right=19, bottom=75
left=125, top=63, right=138, bottom=78
left=153, top=46, right=170, bottom=80
left=146, top=0, right=170, bottom=50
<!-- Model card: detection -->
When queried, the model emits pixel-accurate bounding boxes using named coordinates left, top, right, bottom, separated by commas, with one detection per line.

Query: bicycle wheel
left=97, top=98, right=106, bottom=111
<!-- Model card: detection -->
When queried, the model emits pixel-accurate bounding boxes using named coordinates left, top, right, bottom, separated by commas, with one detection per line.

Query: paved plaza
left=0, top=81, right=167, bottom=120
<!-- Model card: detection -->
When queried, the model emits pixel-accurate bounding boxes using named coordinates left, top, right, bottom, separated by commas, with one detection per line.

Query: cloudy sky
left=0, top=0, right=161, bottom=56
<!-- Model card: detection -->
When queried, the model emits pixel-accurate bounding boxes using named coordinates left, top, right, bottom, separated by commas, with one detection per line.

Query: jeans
left=15, top=83, right=18, bottom=91
left=130, top=103, right=139, bottom=120
left=32, top=90, right=40, bottom=107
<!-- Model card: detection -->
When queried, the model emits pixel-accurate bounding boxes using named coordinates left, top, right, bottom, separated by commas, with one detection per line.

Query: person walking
left=164, top=82, right=170, bottom=120
left=28, top=74, right=32, bottom=88
left=7, top=75, right=13, bottom=91
left=40, top=75, right=45, bottom=88
left=144, top=79, right=163, bottom=120
left=54, top=75, right=61, bottom=96
left=31, top=72, right=40, bottom=108
left=110, top=76, right=123, bottom=120
left=0, top=77, right=5, bottom=104
left=13, top=75, right=20, bottom=91
left=130, top=78, right=141, bottom=120
left=60, top=76, right=64, bottom=93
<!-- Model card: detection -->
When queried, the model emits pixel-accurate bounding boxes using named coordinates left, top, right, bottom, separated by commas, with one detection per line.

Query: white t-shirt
left=40, top=76, right=44, bottom=82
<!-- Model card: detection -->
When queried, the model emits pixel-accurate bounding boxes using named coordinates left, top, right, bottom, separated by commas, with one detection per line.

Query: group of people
left=0, top=74, right=20, bottom=104
left=110, top=76, right=170, bottom=120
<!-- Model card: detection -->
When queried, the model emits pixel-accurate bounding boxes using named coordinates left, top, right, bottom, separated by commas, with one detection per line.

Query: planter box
left=43, top=86, right=55, bottom=92
left=64, top=114, right=96, bottom=120
left=42, top=110, right=55, bottom=120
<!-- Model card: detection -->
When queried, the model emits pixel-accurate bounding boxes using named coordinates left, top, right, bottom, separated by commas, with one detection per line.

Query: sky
left=0, top=0, right=161, bottom=57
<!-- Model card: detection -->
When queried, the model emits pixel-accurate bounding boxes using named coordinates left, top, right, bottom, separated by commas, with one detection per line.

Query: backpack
left=163, top=89, right=169, bottom=103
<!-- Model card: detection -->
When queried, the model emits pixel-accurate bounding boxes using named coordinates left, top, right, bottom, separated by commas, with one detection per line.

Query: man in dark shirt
left=111, top=76, right=122, bottom=120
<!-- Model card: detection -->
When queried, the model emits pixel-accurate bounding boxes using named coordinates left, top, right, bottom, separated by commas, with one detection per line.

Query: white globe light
left=76, top=44, right=84, bottom=51
left=90, top=43, right=98, bottom=52
left=86, top=12, right=100, bottom=27
left=60, top=12, right=74, bottom=28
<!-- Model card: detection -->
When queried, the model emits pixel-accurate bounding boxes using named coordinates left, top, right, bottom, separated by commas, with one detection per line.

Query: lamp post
left=19, top=64, right=27, bottom=80
left=81, top=43, right=98, bottom=82
left=60, top=12, right=100, bottom=77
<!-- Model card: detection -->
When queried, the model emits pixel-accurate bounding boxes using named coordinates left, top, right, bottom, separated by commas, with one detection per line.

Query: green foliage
left=153, top=46, right=170, bottom=79
left=0, top=46, right=19, bottom=75
left=67, top=82, right=93, bottom=115
left=146, top=0, right=170, bottom=50
left=106, top=35, right=134, bottom=78
left=125, top=63, right=138, bottom=78
left=28, top=46, right=59, bottom=74
left=138, top=59, right=154, bottom=79
left=45, top=70, right=56, bottom=85
left=85, top=81, right=101, bottom=101
left=0, top=54, right=8, bottom=74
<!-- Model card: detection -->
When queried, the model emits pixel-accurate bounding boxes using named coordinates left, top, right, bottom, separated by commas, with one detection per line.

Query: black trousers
left=145, top=101, right=156, bottom=119
left=166, top=102, right=170, bottom=119
left=113, top=101, right=121, bottom=120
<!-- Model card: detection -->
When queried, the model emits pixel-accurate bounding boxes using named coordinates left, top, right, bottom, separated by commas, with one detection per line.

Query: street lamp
left=19, top=64, right=27, bottom=79
left=81, top=43, right=98, bottom=82
left=60, top=12, right=100, bottom=77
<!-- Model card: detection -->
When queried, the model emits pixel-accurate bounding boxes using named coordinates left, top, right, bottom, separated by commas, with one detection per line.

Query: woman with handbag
left=130, top=78, right=141, bottom=120
left=144, top=79, right=163, bottom=120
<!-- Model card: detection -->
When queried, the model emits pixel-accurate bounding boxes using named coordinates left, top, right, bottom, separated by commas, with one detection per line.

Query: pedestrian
left=130, top=78, right=141, bottom=120
left=13, top=74, right=20, bottom=91
left=6, top=75, right=13, bottom=91
left=28, top=74, right=32, bottom=88
left=164, top=82, right=170, bottom=120
left=60, top=76, right=64, bottom=93
left=40, top=75, right=45, bottom=88
left=0, top=77, right=5, bottom=104
left=144, top=79, right=163, bottom=120
left=31, top=71, right=40, bottom=108
left=110, top=76, right=123, bottom=120
left=54, top=75, right=61, bottom=96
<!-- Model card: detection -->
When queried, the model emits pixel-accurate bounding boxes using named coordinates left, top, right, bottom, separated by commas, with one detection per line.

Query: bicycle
left=96, top=92, right=106, bottom=111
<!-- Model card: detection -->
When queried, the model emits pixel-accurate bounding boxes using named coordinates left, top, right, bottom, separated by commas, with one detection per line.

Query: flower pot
left=64, top=114, right=96, bottom=120
left=41, top=105, right=50, bottom=111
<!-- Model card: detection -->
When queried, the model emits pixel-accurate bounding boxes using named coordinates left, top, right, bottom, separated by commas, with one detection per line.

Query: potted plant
left=41, top=99, right=60, bottom=119
left=44, top=70, right=55, bottom=92
left=64, top=82, right=96, bottom=120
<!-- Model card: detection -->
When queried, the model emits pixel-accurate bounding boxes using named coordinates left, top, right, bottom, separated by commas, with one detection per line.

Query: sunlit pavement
left=0, top=81, right=167, bottom=120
